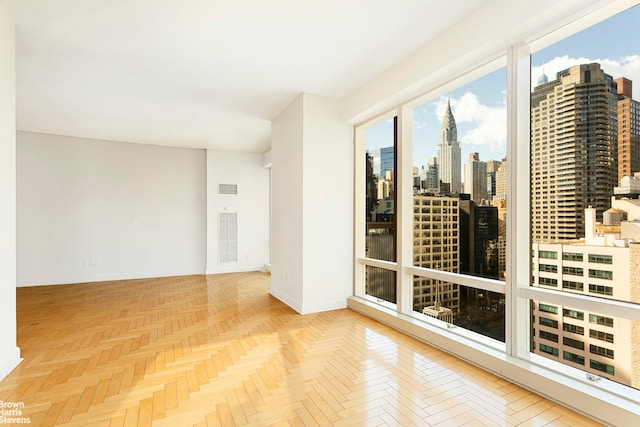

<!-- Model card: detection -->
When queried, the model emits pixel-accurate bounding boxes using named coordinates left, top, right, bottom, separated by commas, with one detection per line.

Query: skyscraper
left=437, top=100, right=462, bottom=194
left=464, top=152, right=487, bottom=204
left=486, top=159, right=501, bottom=202
left=418, top=157, right=439, bottom=193
left=615, top=77, right=640, bottom=183
left=531, top=63, right=618, bottom=242
left=370, top=147, right=395, bottom=180
left=494, top=158, right=507, bottom=202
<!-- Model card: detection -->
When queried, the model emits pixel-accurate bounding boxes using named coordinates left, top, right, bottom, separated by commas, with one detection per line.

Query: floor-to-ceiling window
left=352, top=1, right=640, bottom=422
left=363, top=116, right=398, bottom=305
left=528, top=3, right=640, bottom=393
left=409, top=67, right=507, bottom=342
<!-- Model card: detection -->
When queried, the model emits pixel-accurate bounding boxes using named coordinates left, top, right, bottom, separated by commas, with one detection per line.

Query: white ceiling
left=3, top=0, right=486, bottom=153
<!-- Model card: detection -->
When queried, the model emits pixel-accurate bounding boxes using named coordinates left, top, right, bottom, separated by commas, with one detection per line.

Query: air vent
left=219, top=212, right=238, bottom=263
left=219, top=184, right=238, bottom=195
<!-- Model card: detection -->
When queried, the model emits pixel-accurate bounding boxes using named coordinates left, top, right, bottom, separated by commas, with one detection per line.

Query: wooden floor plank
left=1, top=272, right=603, bottom=426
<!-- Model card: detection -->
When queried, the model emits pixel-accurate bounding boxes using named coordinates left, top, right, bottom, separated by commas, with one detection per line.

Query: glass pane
left=530, top=4, right=640, bottom=391
left=410, top=67, right=507, bottom=340
left=413, top=277, right=458, bottom=322
left=366, top=118, right=396, bottom=262
left=531, top=299, right=640, bottom=389
left=366, top=266, right=396, bottom=304
left=414, top=276, right=505, bottom=342
left=412, top=68, right=507, bottom=281
left=456, top=287, right=505, bottom=342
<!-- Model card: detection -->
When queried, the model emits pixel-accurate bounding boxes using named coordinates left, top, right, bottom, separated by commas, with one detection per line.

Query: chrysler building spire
left=441, top=98, right=458, bottom=144
left=437, top=98, right=462, bottom=194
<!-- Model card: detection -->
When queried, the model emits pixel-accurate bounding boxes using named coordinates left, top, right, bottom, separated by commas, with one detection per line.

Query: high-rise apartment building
left=531, top=204, right=640, bottom=388
left=615, top=77, right=640, bottom=183
left=437, top=100, right=462, bottom=194
left=412, top=195, right=460, bottom=314
left=464, top=152, right=487, bottom=204
left=531, top=63, right=618, bottom=242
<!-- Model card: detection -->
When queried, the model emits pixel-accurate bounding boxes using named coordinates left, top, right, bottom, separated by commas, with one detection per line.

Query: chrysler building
left=437, top=99, right=462, bottom=194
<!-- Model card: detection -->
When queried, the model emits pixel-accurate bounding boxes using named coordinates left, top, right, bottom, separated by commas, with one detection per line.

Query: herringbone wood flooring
left=1, top=272, right=602, bottom=426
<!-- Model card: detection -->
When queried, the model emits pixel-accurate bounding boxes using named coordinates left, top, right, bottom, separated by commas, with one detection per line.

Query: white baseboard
left=0, top=347, right=21, bottom=382
left=300, top=298, right=348, bottom=314
left=16, top=270, right=207, bottom=287
left=269, top=288, right=303, bottom=314
left=205, top=264, right=267, bottom=275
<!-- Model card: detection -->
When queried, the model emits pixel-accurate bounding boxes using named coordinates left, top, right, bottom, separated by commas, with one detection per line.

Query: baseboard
left=16, top=270, right=207, bottom=287
left=0, top=347, right=21, bottom=382
left=205, top=264, right=267, bottom=275
left=300, top=297, right=348, bottom=314
left=269, top=288, right=303, bottom=314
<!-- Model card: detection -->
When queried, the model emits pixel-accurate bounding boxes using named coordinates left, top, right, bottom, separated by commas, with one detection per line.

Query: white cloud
left=433, top=93, right=506, bottom=151
left=532, top=55, right=640, bottom=94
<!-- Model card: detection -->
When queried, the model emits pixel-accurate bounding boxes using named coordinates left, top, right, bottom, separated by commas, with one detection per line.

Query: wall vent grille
left=219, top=212, right=238, bottom=263
left=219, top=184, right=238, bottom=195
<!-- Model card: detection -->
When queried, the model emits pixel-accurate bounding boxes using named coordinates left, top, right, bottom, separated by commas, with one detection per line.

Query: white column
left=271, top=93, right=353, bottom=314
left=0, top=5, right=21, bottom=380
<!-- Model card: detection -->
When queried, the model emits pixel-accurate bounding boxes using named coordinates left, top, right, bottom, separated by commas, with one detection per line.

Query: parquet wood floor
left=1, top=272, right=602, bottom=426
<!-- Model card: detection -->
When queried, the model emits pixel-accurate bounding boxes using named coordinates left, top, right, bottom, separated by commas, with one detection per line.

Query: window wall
left=529, top=5, right=640, bottom=392
left=352, top=1, right=640, bottom=423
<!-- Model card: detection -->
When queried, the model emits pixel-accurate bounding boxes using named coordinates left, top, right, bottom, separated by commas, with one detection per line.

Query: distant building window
left=539, top=251, right=557, bottom=259
left=590, top=344, right=614, bottom=359
left=588, top=269, right=613, bottom=280
left=589, top=315, right=614, bottom=327
left=539, top=343, right=559, bottom=356
left=563, top=336, right=585, bottom=350
left=590, top=360, right=615, bottom=376
left=539, top=304, right=558, bottom=314
left=588, top=284, right=613, bottom=296
left=539, top=277, right=558, bottom=287
left=539, top=317, right=558, bottom=328
left=563, top=252, right=584, bottom=262
left=588, top=254, right=613, bottom=264
left=562, top=266, right=584, bottom=276
left=562, top=280, right=584, bottom=291
left=589, top=329, right=614, bottom=343
left=563, top=323, right=584, bottom=335
left=539, top=264, right=558, bottom=273
left=539, top=330, right=558, bottom=342
left=563, top=309, right=584, bottom=320
left=563, top=351, right=585, bottom=365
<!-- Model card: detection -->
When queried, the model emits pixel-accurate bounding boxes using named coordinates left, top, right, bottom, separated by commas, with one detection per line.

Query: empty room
left=1, top=0, right=640, bottom=426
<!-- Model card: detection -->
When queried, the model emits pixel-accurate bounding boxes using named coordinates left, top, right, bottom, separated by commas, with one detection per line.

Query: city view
left=364, top=5, right=640, bottom=391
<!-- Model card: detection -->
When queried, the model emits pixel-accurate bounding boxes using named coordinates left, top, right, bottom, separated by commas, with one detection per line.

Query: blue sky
left=366, top=3, right=640, bottom=171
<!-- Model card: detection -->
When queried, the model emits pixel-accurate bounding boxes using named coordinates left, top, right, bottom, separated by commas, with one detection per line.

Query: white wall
left=17, top=131, right=207, bottom=286
left=271, top=95, right=305, bottom=310
left=301, top=95, right=353, bottom=313
left=0, top=4, right=20, bottom=380
left=206, top=150, right=270, bottom=274
left=343, top=0, right=610, bottom=123
left=271, top=93, right=353, bottom=314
